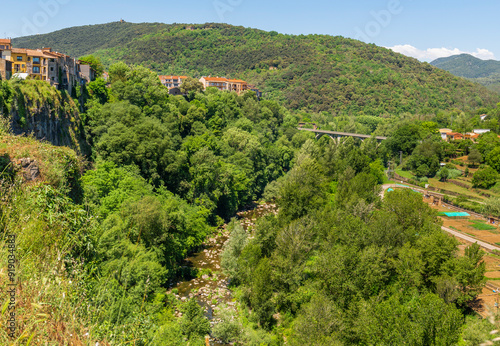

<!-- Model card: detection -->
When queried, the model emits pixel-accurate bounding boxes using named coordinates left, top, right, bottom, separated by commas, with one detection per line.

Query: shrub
left=472, top=167, right=499, bottom=189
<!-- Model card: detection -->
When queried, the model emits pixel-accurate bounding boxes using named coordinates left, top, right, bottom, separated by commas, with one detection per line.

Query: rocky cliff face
left=8, top=81, right=90, bottom=156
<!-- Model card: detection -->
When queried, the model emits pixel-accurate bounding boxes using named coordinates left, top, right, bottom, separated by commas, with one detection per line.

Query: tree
left=384, top=123, right=421, bottom=156
left=436, top=167, right=450, bottom=182
left=416, top=164, right=430, bottom=178
left=87, top=78, right=108, bottom=104
left=452, top=243, right=486, bottom=309
left=486, top=146, right=500, bottom=172
left=78, top=55, right=104, bottom=77
left=468, top=148, right=482, bottom=167
left=472, top=167, right=499, bottom=189
left=108, top=61, right=131, bottom=84
left=180, top=299, right=211, bottom=340
left=278, top=156, right=327, bottom=221
left=180, top=77, right=204, bottom=94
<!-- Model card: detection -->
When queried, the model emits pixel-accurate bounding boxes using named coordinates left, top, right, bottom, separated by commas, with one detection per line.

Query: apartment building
left=199, top=76, right=249, bottom=94
left=159, top=75, right=188, bottom=89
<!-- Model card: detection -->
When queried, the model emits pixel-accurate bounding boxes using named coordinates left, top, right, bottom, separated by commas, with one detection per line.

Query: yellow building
left=11, top=48, right=28, bottom=74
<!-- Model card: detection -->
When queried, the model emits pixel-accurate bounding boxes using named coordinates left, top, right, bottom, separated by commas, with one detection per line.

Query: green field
left=470, top=220, right=497, bottom=231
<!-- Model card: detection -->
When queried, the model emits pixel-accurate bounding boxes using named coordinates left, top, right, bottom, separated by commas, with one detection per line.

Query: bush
left=472, top=167, right=499, bottom=189
left=212, top=305, right=242, bottom=343
left=490, top=182, right=500, bottom=194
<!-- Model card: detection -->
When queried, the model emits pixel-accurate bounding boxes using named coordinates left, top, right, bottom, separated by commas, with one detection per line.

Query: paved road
left=441, top=226, right=500, bottom=252
left=381, top=184, right=500, bottom=252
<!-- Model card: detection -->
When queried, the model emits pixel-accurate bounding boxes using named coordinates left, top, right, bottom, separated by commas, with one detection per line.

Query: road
left=440, top=226, right=500, bottom=252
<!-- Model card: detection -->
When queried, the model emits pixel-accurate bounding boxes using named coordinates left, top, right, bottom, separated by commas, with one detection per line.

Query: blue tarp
left=444, top=212, right=470, bottom=217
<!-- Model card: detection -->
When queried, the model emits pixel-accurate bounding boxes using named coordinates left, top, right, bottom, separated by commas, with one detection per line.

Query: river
left=168, top=202, right=278, bottom=344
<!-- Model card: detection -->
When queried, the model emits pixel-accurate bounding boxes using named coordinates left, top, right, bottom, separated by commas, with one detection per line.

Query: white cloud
left=386, top=44, right=496, bottom=62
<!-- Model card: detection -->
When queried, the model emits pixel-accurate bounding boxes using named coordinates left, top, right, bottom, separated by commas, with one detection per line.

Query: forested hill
left=431, top=54, right=500, bottom=93
left=13, top=22, right=500, bottom=114
left=431, top=54, right=500, bottom=79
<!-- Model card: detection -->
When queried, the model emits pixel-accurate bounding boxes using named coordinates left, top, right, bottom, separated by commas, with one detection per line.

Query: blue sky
left=2, top=0, right=498, bottom=62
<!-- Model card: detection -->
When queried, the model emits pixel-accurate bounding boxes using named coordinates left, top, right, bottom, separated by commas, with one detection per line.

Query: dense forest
left=13, top=22, right=500, bottom=115
left=0, top=56, right=499, bottom=344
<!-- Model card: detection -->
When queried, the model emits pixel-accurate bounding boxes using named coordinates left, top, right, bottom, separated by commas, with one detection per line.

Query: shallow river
left=169, top=203, right=277, bottom=344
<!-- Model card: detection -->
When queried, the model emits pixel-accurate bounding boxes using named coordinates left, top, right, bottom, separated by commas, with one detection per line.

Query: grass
left=470, top=220, right=497, bottom=231
left=428, top=177, right=487, bottom=201
left=395, top=169, right=414, bottom=179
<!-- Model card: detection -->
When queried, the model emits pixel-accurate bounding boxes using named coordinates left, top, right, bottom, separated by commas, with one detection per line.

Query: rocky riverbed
left=168, top=203, right=277, bottom=344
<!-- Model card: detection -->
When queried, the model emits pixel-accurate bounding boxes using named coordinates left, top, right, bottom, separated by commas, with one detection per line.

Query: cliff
left=2, top=79, right=90, bottom=156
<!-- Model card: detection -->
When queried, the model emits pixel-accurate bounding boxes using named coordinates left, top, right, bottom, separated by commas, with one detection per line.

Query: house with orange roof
left=439, top=128, right=452, bottom=140
left=159, top=75, right=188, bottom=89
left=0, top=39, right=12, bottom=51
left=446, top=132, right=464, bottom=141
left=199, top=76, right=249, bottom=94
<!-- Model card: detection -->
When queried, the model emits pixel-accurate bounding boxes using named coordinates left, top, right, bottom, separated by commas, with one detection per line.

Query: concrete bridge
left=297, top=128, right=387, bottom=142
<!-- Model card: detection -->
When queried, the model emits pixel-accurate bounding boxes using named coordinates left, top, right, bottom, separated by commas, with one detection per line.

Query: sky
left=1, top=0, right=498, bottom=62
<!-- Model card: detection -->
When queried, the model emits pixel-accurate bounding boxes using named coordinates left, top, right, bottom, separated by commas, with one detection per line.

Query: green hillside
left=431, top=54, right=500, bottom=93
left=12, top=22, right=500, bottom=115
left=431, top=54, right=500, bottom=78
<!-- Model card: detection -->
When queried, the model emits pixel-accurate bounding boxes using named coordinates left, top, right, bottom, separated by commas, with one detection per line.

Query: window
left=50, top=67, right=54, bottom=71
left=0, top=45, right=4, bottom=49
left=16, top=56, right=23, bottom=61
left=27, top=57, right=31, bottom=62
left=33, top=66, right=40, bottom=74
left=33, top=57, right=40, bottom=64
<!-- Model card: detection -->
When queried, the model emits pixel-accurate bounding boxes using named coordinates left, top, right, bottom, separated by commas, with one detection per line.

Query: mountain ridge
left=12, top=22, right=500, bottom=114
left=430, top=54, right=500, bottom=93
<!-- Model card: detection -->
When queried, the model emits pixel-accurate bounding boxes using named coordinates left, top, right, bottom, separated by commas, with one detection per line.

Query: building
left=480, top=114, right=488, bottom=121
left=464, top=132, right=479, bottom=141
left=439, top=128, right=452, bottom=140
left=11, top=48, right=28, bottom=74
left=446, top=132, right=464, bottom=141
left=0, top=39, right=12, bottom=61
left=0, top=39, right=12, bottom=51
left=199, top=76, right=249, bottom=94
left=0, top=59, right=12, bottom=80
left=473, top=129, right=491, bottom=135
left=159, top=75, right=188, bottom=89
left=0, top=41, right=94, bottom=95
left=79, top=63, right=96, bottom=83
left=248, top=84, right=262, bottom=98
